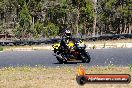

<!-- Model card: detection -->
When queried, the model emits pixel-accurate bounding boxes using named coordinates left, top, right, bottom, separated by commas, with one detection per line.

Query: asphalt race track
left=0, top=48, right=132, bottom=67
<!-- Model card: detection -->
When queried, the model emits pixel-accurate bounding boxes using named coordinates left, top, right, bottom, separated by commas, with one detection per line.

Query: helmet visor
left=66, top=33, right=71, bottom=36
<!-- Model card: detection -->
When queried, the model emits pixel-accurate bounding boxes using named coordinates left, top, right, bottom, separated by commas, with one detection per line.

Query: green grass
left=128, top=64, right=132, bottom=70
left=0, top=46, right=3, bottom=51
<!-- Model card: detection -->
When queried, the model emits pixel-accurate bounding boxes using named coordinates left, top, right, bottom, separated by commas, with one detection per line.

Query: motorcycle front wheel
left=81, top=52, right=91, bottom=63
left=56, top=55, right=67, bottom=64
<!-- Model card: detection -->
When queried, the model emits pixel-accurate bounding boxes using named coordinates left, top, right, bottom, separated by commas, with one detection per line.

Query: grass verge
left=0, top=46, right=3, bottom=51
left=0, top=66, right=131, bottom=88
left=85, top=39, right=132, bottom=44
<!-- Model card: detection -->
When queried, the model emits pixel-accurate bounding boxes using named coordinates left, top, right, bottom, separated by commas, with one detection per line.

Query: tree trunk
left=124, top=23, right=127, bottom=34
left=93, top=15, right=96, bottom=37
left=76, top=8, right=79, bottom=34
left=32, top=16, right=34, bottom=29
left=129, top=24, right=132, bottom=34
left=84, top=21, right=87, bottom=34
left=93, top=1, right=97, bottom=37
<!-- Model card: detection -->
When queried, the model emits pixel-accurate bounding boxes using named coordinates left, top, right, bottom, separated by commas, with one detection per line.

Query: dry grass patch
left=85, top=39, right=132, bottom=44
left=0, top=66, right=131, bottom=88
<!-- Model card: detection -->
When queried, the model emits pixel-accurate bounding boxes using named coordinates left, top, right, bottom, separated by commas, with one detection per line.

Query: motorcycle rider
left=60, top=29, right=73, bottom=51
left=59, top=29, right=74, bottom=61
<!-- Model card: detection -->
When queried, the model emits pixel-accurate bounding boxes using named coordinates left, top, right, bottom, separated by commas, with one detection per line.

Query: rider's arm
left=60, top=38, right=70, bottom=50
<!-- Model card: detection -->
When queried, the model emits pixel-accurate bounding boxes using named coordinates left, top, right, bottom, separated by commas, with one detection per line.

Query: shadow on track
left=53, top=61, right=84, bottom=64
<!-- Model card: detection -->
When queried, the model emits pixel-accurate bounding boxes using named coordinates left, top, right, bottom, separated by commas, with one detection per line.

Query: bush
left=92, top=45, right=96, bottom=49
left=0, top=46, right=3, bottom=51
left=45, top=22, right=59, bottom=37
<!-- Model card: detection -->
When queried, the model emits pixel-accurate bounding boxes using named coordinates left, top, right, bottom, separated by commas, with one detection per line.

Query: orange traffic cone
left=78, top=65, right=86, bottom=76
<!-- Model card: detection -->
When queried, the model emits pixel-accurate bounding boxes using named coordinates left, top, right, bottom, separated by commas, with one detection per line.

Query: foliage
left=45, top=22, right=59, bottom=37
left=33, top=21, right=44, bottom=38
left=13, top=24, right=23, bottom=38
left=0, top=0, right=131, bottom=39
left=128, top=64, right=132, bottom=71
left=0, top=46, right=3, bottom=51
left=18, top=2, right=32, bottom=38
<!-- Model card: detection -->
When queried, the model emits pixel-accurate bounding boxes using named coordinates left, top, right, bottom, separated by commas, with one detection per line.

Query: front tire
left=81, top=52, right=91, bottom=63
left=56, top=55, right=67, bottom=64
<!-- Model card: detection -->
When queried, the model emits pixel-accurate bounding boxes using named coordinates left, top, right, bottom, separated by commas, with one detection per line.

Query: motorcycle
left=52, top=38, right=91, bottom=64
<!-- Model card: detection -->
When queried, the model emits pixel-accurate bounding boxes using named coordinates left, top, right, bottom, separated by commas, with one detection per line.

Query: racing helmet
left=65, top=30, right=72, bottom=38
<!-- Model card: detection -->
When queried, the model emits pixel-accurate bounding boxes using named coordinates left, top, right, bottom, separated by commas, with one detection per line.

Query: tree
left=80, top=0, right=94, bottom=35
left=33, top=21, right=44, bottom=38
left=45, top=22, right=59, bottom=37
left=1, top=0, right=131, bottom=39
left=17, top=2, right=32, bottom=39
